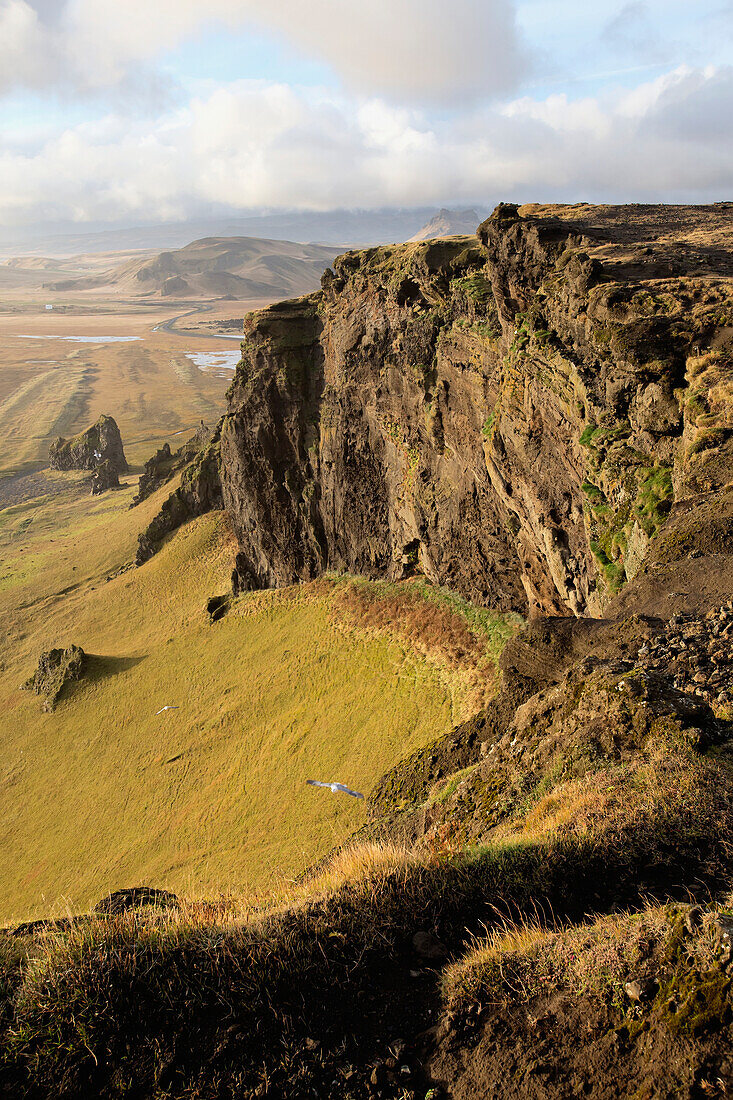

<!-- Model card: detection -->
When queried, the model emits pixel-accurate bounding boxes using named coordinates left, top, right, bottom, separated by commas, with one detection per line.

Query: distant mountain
left=409, top=208, right=482, bottom=241
left=43, top=236, right=342, bottom=299
left=0, top=208, right=443, bottom=258
left=5, top=256, right=62, bottom=270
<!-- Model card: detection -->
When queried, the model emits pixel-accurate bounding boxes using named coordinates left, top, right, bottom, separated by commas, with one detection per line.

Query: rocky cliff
left=221, top=203, right=733, bottom=618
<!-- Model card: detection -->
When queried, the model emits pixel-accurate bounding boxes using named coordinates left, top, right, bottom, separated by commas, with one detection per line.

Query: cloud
left=0, top=0, right=176, bottom=105
left=1, top=64, right=732, bottom=229
left=604, top=1, right=664, bottom=62
left=0, top=0, right=528, bottom=104
left=242, top=0, right=528, bottom=104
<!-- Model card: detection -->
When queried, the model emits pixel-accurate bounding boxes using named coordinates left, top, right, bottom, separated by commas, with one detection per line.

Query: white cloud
left=0, top=1, right=57, bottom=92
left=1, top=65, right=732, bottom=228
left=0, top=0, right=528, bottom=104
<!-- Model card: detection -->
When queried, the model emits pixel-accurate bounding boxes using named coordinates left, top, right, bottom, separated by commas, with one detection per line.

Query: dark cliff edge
left=220, top=202, right=733, bottom=618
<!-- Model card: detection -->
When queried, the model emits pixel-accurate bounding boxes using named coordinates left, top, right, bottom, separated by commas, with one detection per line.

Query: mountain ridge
left=43, top=234, right=341, bottom=299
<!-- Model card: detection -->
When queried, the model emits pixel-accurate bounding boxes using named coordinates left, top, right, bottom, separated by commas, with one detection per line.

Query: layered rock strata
left=220, top=203, right=733, bottom=617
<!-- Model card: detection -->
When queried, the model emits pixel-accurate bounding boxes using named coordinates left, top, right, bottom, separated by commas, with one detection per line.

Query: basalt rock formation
left=132, top=421, right=211, bottom=507
left=49, top=413, right=128, bottom=474
left=220, top=203, right=733, bottom=618
left=136, top=421, right=223, bottom=565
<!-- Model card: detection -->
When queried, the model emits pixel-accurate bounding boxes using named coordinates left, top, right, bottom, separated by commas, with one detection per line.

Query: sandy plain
left=0, top=290, right=274, bottom=493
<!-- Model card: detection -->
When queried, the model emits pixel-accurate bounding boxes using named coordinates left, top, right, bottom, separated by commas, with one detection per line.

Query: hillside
left=43, top=236, right=341, bottom=299
left=1, top=203, right=733, bottom=1098
left=0, top=475, right=473, bottom=921
left=0, top=249, right=159, bottom=292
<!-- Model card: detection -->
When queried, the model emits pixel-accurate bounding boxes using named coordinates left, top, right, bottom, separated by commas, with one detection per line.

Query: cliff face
left=221, top=204, right=733, bottom=617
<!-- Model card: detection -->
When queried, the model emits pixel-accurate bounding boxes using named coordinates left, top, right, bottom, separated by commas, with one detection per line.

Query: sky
left=0, top=0, right=732, bottom=229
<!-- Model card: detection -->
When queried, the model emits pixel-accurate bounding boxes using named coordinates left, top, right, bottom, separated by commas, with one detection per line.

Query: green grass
left=0, top=483, right=456, bottom=924
left=450, top=273, right=493, bottom=304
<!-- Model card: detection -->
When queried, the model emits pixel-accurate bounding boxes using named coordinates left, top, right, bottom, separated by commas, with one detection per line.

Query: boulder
left=207, top=594, right=231, bottom=622
left=93, top=887, right=179, bottom=915
left=21, top=645, right=87, bottom=711
left=49, top=414, right=128, bottom=474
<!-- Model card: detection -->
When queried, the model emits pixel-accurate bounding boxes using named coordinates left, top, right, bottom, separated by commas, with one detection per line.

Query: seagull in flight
left=156, top=705, right=179, bottom=715
left=306, top=780, right=364, bottom=799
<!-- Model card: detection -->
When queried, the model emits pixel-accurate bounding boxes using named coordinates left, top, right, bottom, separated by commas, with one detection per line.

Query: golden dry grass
left=0, top=472, right=458, bottom=924
left=0, top=293, right=278, bottom=482
left=0, top=328, right=228, bottom=478
left=441, top=904, right=670, bottom=1008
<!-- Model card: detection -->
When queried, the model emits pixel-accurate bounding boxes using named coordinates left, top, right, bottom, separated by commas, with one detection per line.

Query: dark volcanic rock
left=133, top=442, right=174, bottom=504
left=221, top=204, right=733, bottom=616
left=21, top=645, right=87, bottom=711
left=222, top=251, right=525, bottom=607
left=136, top=422, right=224, bottom=565
left=93, top=887, right=179, bottom=915
left=49, top=414, right=128, bottom=474
left=132, top=422, right=212, bottom=507
left=207, top=594, right=231, bottom=622
left=90, top=458, right=120, bottom=495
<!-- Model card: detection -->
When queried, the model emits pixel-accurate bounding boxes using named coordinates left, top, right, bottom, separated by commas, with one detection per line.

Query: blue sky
left=0, top=0, right=731, bottom=227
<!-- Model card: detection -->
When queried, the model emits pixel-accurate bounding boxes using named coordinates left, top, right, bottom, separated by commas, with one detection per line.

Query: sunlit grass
left=0, top=481, right=457, bottom=923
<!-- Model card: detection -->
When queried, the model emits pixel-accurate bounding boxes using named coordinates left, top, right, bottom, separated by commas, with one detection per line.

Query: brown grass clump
left=442, top=906, right=669, bottom=1009
left=332, top=577, right=521, bottom=717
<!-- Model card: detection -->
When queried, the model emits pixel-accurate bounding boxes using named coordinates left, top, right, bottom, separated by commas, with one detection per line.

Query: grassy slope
left=0, top=479, right=456, bottom=923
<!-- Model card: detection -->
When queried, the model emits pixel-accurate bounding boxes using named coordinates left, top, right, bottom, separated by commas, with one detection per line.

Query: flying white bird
left=156, top=705, right=179, bottom=715
left=306, top=780, right=364, bottom=799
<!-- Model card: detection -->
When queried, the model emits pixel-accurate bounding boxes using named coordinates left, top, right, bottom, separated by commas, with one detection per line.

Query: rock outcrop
left=90, top=459, right=120, bottom=495
left=220, top=203, right=733, bottom=617
left=49, top=414, right=128, bottom=474
left=93, top=887, right=179, bottom=915
left=136, top=422, right=224, bottom=564
left=21, top=645, right=87, bottom=711
left=132, top=422, right=211, bottom=506
left=133, top=443, right=176, bottom=504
